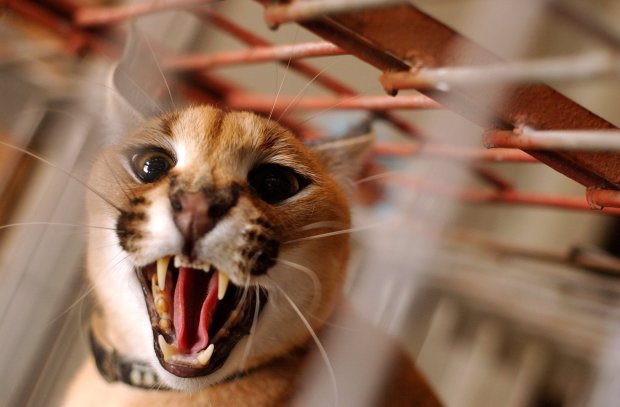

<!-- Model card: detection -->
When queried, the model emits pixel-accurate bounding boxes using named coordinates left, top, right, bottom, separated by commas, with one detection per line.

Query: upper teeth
left=166, top=256, right=231, bottom=300
left=173, top=255, right=210, bottom=271
left=218, top=271, right=229, bottom=300
left=157, top=256, right=170, bottom=291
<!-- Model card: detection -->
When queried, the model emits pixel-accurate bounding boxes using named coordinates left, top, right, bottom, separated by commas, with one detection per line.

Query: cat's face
left=86, top=105, right=353, bottom=390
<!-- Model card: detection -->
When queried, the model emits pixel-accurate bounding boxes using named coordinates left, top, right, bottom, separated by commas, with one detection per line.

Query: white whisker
left=297, top=220, right=349, bottom=232
left=295, top=94, right=361, bottom=127
left=75, top=253, right=133, bottom=350
left=240, top=284, right=261, bottom=371
left=0, top=222, right=115, bottom=231
left=102, top=151, right=137, bottom=206
left=276, top=61, right=337, bottom=121
left=0, top=141, right=123, bottom=213
left=143, top=34, right=177, bottom=111
left=276, top=258, right=322, bottom=307
left=270, top=277, right=339, bottom=407
left=269, top=28, right=299, bottom=120
left=48, top=251, right=130, bottom=327
left=285, top=221, right=386, bottom=244
left=117, top=70, right=165, bottom=115
left=356, top=170, right=404, bottom=185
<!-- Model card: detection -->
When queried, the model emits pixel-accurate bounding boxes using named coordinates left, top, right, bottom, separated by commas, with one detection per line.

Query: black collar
left=89, top=311, right=173, bottom=391
left=89, top=312, right=270, bottom=391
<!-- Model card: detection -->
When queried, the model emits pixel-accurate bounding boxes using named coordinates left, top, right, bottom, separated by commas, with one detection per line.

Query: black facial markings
left=207, top=182, right=242, bottom=222
left=130, top=197, right=147, bottom=206
left=251, top=238, right=278, bottom=276
left=124, top=212, right=146, bottom=221
left=256, top=217, right=272, bottom=229
left=242, top=217, right=280, bottom=276
left=116, top=210, right=148, bottom=253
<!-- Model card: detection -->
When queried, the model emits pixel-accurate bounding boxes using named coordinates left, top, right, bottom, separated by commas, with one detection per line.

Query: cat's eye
left=248, top=164, right=308, bottom=204
left=130, top=149, right=175, bottom=183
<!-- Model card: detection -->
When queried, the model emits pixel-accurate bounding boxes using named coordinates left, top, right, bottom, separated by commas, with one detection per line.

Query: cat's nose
left=169, top=184, right=241, bottom=255
left=170, top=191, right=213, bottom=245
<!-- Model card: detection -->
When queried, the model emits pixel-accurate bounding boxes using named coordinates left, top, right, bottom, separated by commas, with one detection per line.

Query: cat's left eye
left=248, top=164, right=309, bottom=204
left=130, top=149, right=175, bottom=183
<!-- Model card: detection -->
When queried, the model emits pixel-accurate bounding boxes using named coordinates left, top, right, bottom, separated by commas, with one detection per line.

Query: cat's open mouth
left=136, top=256, right=267, bottom=378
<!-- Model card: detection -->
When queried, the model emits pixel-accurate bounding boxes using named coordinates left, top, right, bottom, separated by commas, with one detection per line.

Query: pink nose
left=169, top=183, right=241, bottom=256
left=171, top=191, right=214, bottom=252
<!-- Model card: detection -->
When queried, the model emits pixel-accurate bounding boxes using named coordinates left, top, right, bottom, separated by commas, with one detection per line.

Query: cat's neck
left=66, top=348, right=307, bottom=407
left=88, top=305, right=310, bottom=394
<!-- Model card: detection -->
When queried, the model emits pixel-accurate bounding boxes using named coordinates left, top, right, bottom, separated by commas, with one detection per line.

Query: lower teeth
left=197, top=344, right=215, bottom=366
left=158, top=335, right=178, bottom=362
left=159, top=318, right=171, bottom=331
left=157, top=335, right=215, bottom=367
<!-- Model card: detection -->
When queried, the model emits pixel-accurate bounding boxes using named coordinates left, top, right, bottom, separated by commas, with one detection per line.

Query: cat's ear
left=309, top=122, right=375, bottom=196
left=103, top=25, right=173, bottom=143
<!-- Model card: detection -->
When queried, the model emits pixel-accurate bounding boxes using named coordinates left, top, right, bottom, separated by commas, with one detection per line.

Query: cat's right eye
left=130, top=149, right=175, bottom=183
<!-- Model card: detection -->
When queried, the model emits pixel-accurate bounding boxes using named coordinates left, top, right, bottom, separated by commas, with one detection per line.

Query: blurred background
left=3, top=0, right=620, bottom=406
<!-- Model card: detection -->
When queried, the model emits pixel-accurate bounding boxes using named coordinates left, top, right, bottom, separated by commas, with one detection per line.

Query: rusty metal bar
left=474, top=167, right=514, bottom=192
left=226, top=93, right=440, bottom=112
left=484, top=128, right=620, bottom=151
left=422, top=146, right=536, bottom=163
left=586, top=189, right=620, bottom=210
left=379, top=51, right=619, bottom=93
left=380, top=174, right=620, bottom=215
left=264, top=0, right=406, bottom=28
left=74, top=0, right=212, bottom=27
left=196, top=9, right=356, bottom=96
left=260, top=1, right=620, bottom=189
left=477, top=191, right=613, bottom=213
left=373, top=142, right=537, bottom=163
left=197, top=9, right=421, bottom=139
left=4, top=0, right=119, bottom=57
left=163, top=41, right=345, bottom=71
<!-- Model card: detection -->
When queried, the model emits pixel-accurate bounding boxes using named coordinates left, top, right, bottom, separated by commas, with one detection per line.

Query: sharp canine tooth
left=218, top=271, right=229, bottom=300
left=158, top=335, right=177, bottom=361
left=197, top=344, right=215, bottom=366
left=157, top=257, right=170, bottom=291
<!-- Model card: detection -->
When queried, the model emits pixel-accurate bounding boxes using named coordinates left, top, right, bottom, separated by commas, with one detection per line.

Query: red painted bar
left=225, top=93, right=440, bottom=112
left=586, top=188, right=620, bottom=209
left=196, top=10, right=420, bottom=138
left=365, top=174, right=620, bottom=214
left=75, top=0, right=211, bottom=26
left=164, top=41, right=345, bottom=71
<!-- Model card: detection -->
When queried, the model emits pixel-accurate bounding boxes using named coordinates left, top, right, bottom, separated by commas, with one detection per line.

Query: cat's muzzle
left=136, top=256, right=267, bottom=378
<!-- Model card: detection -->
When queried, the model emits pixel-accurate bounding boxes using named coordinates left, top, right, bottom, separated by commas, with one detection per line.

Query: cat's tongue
left=173, top=267, right=218, bottom=354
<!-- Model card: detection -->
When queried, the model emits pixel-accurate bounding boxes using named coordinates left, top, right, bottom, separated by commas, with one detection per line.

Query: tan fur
left=64, top=105, right=441, bottom=406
